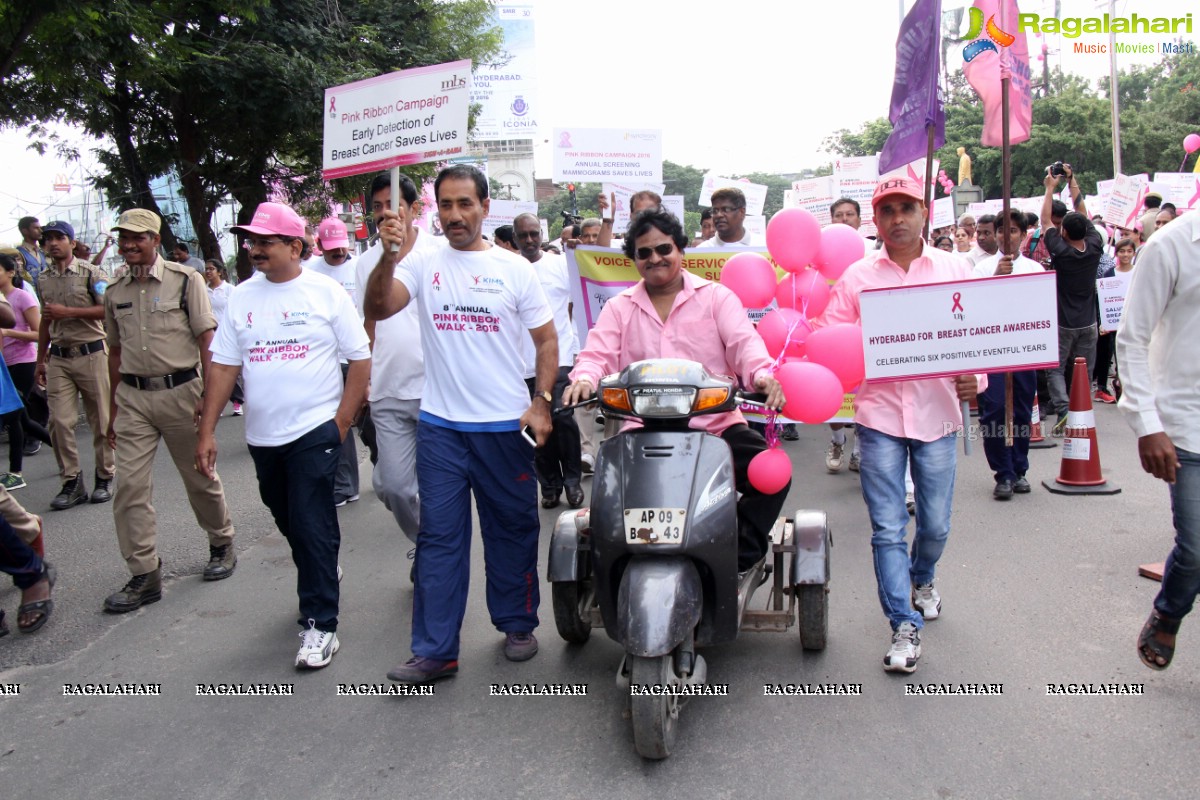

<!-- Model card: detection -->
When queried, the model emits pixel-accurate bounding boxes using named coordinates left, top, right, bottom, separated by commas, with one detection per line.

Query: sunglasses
left=635, top=243, right=675, bottom=260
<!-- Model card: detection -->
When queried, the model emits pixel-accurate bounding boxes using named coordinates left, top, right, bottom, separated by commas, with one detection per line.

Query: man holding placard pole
left=816, top=176, right=979, bottom=674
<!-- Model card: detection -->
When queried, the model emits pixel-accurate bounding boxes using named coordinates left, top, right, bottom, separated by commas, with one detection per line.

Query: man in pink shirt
left=563, top=208, right=786, bottom=575
left=816, top=177, right=980, bottom=674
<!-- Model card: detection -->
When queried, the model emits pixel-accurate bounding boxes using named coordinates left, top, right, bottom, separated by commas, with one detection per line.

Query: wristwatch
left=535, top=390, right=553, bottom=404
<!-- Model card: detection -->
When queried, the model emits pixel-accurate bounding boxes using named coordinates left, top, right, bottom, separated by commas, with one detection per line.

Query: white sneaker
left=912, top=581, right=941, bottom=620
left=334, top=493, right=360, bottom=508
left=825, top=442, right=845, bottom=473
left=296, top=619, right=339, bottom=669
left=337, top=564, right=343, bottom=583
left=884, top=622, right=921, bottom=673
left=231, top=403, right=243, bottom=416
left=581, top=453, right=595, bottom=475
left=848, top=452, right=861, bottom=472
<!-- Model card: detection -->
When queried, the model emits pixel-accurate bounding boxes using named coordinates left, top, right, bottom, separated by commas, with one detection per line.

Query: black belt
left=49, top=340, right=105, bottom=358
left=121, top=368, right=199, bottom=391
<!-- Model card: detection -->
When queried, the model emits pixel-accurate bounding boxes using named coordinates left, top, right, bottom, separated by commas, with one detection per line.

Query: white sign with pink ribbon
left=322, top=60, right=472, bottom=179
left=1103, top=174, right=1149, bottom=227
left=859, top=272, right=1059, bottom=382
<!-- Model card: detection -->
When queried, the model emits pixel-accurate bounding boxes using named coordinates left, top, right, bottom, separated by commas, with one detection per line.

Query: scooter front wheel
left=629, top=654, right=679, bottom=760
left=551, top=580, right=593, bottom=643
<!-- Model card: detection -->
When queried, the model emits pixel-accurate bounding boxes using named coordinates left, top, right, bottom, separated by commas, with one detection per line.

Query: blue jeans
left=858, top=426, right=958, bottom=630
left=1154, top=447, right=1200, bottom=620
left=248, top=419, right=342, bottom=632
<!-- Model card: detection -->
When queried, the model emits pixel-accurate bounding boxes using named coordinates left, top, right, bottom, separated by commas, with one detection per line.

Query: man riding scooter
left=562, top=207, right=789, bottom=578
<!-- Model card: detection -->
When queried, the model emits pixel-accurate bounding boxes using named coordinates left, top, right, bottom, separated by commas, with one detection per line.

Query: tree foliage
left=0, top=0, right=501, bottom=275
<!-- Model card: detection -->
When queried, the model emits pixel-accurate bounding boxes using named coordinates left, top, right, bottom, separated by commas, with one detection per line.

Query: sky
left=2, top=0, right=1195, bottom=241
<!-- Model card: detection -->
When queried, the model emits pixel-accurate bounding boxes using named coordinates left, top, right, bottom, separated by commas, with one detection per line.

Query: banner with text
left=1097, top=272, right=1131, bottom=333
left=483, top=199, right=538, bottom=237
left=1103, top=174, right=1150, bottom=227
left=471, top=1, right=539, bottom=141
left=553, top=128, right=662, bottom=182
left=860, top=272, right=1059, bottom=381
left=323, top=60, right=471, bottom=179
left=603, top=181, right=666, bottom=232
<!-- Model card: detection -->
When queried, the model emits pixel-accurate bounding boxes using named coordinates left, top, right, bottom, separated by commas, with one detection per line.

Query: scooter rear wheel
left=551, top=580, right=593, bottom=644
left=629, top=654, right=679, bottom=759
left=797, top=584, right=829, bottom=651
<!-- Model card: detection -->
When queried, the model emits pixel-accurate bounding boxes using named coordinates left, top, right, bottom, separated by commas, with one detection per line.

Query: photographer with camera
left=1040, top=161, right=1103, bottom=434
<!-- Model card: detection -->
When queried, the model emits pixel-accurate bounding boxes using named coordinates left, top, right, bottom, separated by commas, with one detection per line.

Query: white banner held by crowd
left=698, top=174, right=768, bottom=216
left=323, top=60, right=471, bottom=179
left=860, top=272, right=1059, bottom=382
left=1097, top=272, right=1132, bottom=333
left=603, top=182, right=666, bottom=232
left=483, top=199, right=538, bottom=237
left=1103, top=174, right=1149, bottom=228
left=553, top=128, right=662, bottom=183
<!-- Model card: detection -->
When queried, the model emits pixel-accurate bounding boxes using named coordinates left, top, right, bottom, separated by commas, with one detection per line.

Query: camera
left=1047, top=161, right=1068, bottom=178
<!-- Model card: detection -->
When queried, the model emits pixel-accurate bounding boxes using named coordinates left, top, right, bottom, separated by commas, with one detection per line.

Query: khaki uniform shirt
left=37, top=257, right=107, bottom=346
left=104, top=256, right=216, bottom=376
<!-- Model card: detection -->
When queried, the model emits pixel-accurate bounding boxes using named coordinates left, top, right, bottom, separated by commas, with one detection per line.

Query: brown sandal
left=1138, top=610, right=1181, bottom=670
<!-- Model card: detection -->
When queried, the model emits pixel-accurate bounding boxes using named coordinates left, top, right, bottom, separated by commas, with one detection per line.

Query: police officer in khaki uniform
left=34, top=220, right=116, bottom=510
left=101, top=209, right=236, bottom=613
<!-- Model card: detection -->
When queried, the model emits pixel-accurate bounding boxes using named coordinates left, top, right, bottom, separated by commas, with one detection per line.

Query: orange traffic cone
left=1028, top=396, right=1056, bottom=450
left=1043, top=357, right=1120, bottom=495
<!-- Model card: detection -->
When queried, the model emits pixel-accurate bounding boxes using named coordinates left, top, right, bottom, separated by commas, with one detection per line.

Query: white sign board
left=323, top=60, right=471, bottom=179
left=931, top=196, right=955, bottom=229
left=1154, top=172, right=1200, bottom=209
left=860, top=272, right=1059, bottom=381
left=483, top=199, right=538, bottom=237
left=1097, top=272, right=1132, bottom=333
left=787, top=177, right=836, bottom=224
left=834, top=156, right=880, bottom=238
left=1104, top=174, right=1149, bottom=228
left=603, top=182, right=666, bottom=232
left=663, top=195, right=686, bottom=227
left=553, top=128, right=662, bottom=183
left=471, top=2, right=539, bottom=141
left=699, top=175, right=768, bottom=216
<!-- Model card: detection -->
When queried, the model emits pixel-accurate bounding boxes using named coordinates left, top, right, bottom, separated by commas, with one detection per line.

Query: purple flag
left=879, top=0, right=945, bottom=174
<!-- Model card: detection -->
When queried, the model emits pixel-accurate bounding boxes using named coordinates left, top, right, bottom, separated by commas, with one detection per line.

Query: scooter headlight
left=629, top=386, right=697, bottom=417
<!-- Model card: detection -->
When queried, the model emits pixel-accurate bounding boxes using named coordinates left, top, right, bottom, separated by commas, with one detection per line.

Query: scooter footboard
left=617, top=556, right=702, bottom=658
left=547, top=510, right=590, bottom=582
left=791, top=510, right=831, bottom=586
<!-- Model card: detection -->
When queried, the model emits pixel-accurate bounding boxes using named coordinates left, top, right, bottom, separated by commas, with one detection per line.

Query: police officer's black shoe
left=90, top=475, right=113, bottom=504
left=50, top=476, right=88, bottom=510
left=203, top=544, right=237, bottom=581
left=103, top=561, right=163, bottom=613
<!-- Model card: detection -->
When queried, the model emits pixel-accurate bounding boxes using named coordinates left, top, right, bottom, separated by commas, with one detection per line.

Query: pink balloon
left=719, top=252, right=777, bottom=308
left=747, top=448, right=792, bottom=495
left=765, top=208, right=821, bottom=273
left=775, top=269, right=830, bottom=318
left=777, top=361, right=844, bottom=424
left=757, top=308, right=810, bottom=359
left=815, top=224, right=866, bottom=282
left=1185, top=133, right=1200, bottom=154
left=805, top=323, right=866, bottom=391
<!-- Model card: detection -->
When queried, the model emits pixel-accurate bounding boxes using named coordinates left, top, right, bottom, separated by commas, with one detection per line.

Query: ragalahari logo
left=962, top=7, right=1016, bottom=62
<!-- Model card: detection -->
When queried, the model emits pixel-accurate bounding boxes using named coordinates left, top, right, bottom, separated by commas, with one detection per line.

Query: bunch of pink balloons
left=937, top=169, right=955, bottom=195
left=735, top=209, right=868, bottom=494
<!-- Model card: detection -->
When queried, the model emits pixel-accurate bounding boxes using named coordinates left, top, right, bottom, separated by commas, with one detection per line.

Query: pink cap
left=316, top=216, right=349, bottom=249
left=871, top=177, right=925, bottom=209
left=230, top=202, right=306, bottom=238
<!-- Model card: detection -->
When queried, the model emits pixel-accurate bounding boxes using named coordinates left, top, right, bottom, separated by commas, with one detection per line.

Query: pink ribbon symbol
left=432, top=272, right=441, bottom=286
left=329, top=97, right=336, bottom=113
left=951, top=292, right=964, bottom=313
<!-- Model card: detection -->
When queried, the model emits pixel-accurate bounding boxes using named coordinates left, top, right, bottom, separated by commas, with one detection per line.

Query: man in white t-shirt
left=353, top=171, right=442, bottom=563
left=364, top=165, right=557, bottom=685
left=513, top=212, right=583, bottom=509
left=966, top=214, right=999, bottom=266
left=696, top=187, right=766, bottom=248
left=972, top=209, right=1045, bottom=500
left=196, top=201, right=370, bottom=670
left=305, top=216, right=361, bottom=507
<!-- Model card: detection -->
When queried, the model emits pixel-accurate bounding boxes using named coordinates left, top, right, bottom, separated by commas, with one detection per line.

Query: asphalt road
left=0, top=403, right=1193, bottom=799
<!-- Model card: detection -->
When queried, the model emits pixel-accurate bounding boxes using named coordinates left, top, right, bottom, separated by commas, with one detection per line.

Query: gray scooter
left=548, top=359, right=832, bottom=759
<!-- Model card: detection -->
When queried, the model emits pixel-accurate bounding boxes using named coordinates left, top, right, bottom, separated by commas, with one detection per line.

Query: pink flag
left=963, top=0, right=1032, bottom=146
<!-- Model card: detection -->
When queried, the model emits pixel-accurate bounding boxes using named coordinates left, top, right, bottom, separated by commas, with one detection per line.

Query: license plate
left=624, top=508, right=686, bottom=544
